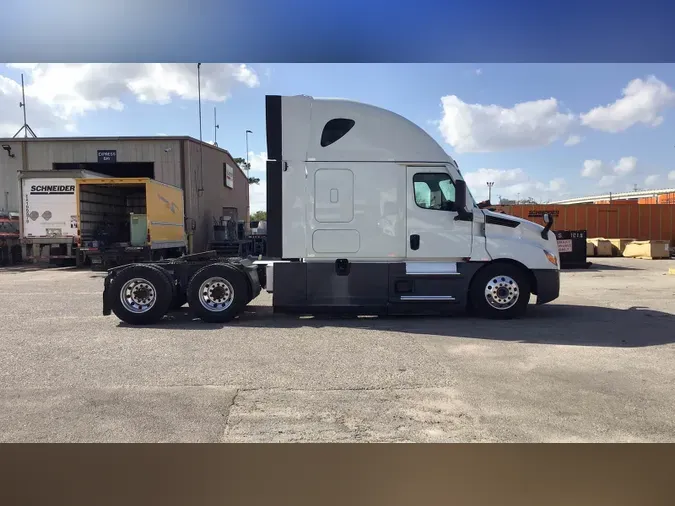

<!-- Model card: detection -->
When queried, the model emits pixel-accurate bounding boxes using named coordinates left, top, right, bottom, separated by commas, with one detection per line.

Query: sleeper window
left=413, top=173, right=456, bottom=211
left=320, top=118, right=355, bottom=147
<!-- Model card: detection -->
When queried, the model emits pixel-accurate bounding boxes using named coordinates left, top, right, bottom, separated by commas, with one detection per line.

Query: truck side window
left=413, top=173, right=456, bottom=211
left=320, top=118, right=355, bottom=147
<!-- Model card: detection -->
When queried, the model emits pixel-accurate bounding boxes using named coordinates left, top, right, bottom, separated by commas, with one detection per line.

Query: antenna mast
left=13, top=74, right=37, bottom=138
left=214, top=107, right=219, bottom=147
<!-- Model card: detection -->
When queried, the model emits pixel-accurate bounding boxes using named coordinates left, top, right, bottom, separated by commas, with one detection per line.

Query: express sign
left=97, top=150, right=117, bottom=163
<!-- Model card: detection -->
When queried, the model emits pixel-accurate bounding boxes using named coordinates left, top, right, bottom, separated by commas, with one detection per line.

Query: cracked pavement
left=1, top=257, right=674, bottom=442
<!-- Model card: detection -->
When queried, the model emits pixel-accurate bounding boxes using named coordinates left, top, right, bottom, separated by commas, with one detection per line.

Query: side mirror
left=451, top=179, right=472, bottom=222
left=454, top=179, right=467, bottom=211
left=541, top=212, right=554, bottom=239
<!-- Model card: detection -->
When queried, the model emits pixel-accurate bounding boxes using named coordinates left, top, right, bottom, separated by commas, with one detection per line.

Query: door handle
left=410, top=234, right=420, bottom=250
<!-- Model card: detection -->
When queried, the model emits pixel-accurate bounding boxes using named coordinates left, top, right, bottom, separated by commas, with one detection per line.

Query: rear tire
left=109, top=264, right=173, bottom=325
left=187, top=263, right=248, bottom=323
left=469, top=263, right=530, bottom=319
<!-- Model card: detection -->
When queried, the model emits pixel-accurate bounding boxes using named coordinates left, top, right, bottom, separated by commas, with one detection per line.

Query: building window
left=320, top=118, right=355, bottom=147
left=413, top=173, right=456, bottom=211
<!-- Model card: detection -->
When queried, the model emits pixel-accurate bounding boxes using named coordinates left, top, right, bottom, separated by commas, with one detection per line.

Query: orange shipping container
left=493, top=204, right=675, bottom=246
left=638, top=192, right=675, bottom=204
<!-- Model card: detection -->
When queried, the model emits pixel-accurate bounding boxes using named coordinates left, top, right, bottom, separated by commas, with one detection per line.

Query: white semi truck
left=102, top=94, right=560, bottom=325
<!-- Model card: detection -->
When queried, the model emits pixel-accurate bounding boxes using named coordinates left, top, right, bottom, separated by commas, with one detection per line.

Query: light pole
left=486, top=181, right=494, bottom=203
left=244, top=129, right=253, bottom=234
left=246, top=130, right=253, bottom=170
left=245, top=130, right=252, bottom=172
left=197, top=63, right=204, bottom=195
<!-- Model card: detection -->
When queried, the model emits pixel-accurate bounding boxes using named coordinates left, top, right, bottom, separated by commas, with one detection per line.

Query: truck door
left=406, top=166, right=473, bottom=260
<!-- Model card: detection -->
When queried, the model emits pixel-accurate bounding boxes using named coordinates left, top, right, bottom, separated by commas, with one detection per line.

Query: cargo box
left=586, top=242, right=596, bottom=256
left=607, top=238, right=636, bottom=256
left=588, top=238, right=613, bottom=257
left=622, top=240, right=670, bottom=259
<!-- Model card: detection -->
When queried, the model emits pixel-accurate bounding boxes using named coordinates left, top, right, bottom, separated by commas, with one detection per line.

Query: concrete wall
left=183, top=140, right=250, bottom=252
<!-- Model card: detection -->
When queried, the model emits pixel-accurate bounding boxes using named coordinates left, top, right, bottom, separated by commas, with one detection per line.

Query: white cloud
left=5, top=63, right=260, bottom=123
left=474, top=68, right=483, bottom=76
left=582, top=157, right=639, bottom=182
left=0, top=75, right=63, bottom=136
left=548, top=177, right=566, bottom=192
left=464, top=168, right=567, bottom=202
left=580, top=76, right=675, bottom=133
left=613, top=156, right=637, bottom=176
left=247, top=151, right=268, bottom=212
left=644, top=174, right=660, bottom=187
left=581, top=159, right=604, bottom=178
left=247, top=151, right=267, bottom=174
left=668, top=170, right=675, bottom=182
left=156, top=132, right=168, bottom=136
left=564, top=134, right=582, bottom=146
left=439, top=95, right=575, bottom=153
left=249, top=182, right=267, bottom=213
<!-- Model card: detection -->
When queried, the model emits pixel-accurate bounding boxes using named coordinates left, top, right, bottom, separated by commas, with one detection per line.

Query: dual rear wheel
left=109, top=263, right=248, bottom=325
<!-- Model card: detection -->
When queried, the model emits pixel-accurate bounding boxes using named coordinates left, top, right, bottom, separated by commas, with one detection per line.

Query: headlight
left=543, top=249, right=558, bottom=267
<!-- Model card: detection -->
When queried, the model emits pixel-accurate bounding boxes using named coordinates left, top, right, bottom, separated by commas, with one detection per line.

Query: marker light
left=544, top=250, right=558, bottom=267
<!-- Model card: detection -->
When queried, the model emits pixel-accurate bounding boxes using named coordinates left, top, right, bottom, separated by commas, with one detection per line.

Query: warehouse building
left=0, top=136, right=250, bottom=253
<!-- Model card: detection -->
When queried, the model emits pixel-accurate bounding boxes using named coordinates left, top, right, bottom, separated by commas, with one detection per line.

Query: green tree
left=251, top=211, right=267, bottom=222
left=234, top=157, right=259, bottom=184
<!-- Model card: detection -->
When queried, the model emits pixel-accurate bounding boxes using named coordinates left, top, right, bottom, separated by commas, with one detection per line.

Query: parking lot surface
left=1, top=257, right=674, bottom=442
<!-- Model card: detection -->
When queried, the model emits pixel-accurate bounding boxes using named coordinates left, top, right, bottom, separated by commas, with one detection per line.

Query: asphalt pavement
left=1, top=257, right=674, bottom=442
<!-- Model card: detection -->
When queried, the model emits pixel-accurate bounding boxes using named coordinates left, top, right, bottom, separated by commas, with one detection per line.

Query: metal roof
left=550, top=188, right=675, bottom=204
left=0, top=135, right=248, bottom=176
left=0, top=135, right=236, bottom=157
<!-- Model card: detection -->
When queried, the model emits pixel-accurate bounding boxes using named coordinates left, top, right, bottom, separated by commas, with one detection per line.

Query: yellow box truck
left=75, top=178, right=186, bottom=268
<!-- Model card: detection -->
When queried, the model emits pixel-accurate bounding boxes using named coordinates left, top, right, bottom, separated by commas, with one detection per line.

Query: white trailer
left=103, top=94, right=560, bottom=325
left=19, top=170, right=107, bottom=264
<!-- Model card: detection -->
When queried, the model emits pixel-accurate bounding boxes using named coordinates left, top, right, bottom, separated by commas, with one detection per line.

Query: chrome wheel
left=120, top=278, right=157, bottom=313
left=199, top=276, right=235, bottom=312
left=484, top=275, right=519, bottom=310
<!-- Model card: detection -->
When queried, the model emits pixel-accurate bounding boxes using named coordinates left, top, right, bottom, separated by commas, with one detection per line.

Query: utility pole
left=486, top=181, right=494, bottom=203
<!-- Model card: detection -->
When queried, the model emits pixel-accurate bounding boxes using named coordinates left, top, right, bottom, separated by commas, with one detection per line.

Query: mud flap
left=102, top=275, right=112, bottom=316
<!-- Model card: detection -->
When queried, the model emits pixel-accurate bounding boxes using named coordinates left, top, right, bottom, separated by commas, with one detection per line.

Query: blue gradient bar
left=1, top=0, right=674, bottom=62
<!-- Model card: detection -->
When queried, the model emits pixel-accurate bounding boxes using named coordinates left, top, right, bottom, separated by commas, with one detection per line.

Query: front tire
left=186, top=263, right=248, bottom=323
left=109, top=264, right=173, bottom=325
left=469, top=263, right=531, bottom=319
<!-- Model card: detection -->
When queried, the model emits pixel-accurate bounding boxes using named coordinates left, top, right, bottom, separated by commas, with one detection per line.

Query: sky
left=1, top=63, right=675, bottom=213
